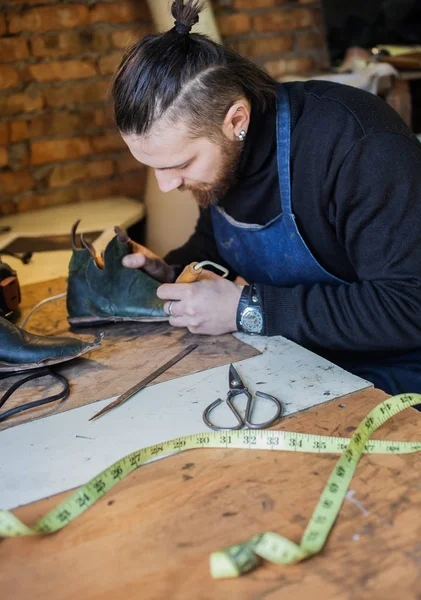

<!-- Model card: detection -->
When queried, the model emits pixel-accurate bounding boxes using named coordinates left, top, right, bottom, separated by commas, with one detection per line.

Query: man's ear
left=222, top=98, right=251, bottom=141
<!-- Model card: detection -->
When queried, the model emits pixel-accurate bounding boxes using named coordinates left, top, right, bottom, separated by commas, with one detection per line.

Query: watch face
left=241, top=307, right=263, bottom=333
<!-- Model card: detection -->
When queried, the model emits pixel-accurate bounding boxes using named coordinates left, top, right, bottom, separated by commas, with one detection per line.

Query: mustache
left=178, top=183, right=213, bottom=193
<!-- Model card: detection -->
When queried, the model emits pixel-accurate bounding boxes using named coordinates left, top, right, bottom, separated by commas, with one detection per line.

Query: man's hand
left=157, top=270, right=243, bottom=335
left=122, top=240, right=176, bottom=283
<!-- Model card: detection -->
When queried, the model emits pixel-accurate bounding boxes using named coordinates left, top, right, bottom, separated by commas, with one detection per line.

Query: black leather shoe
left=0, top=316, right=102, bottom=372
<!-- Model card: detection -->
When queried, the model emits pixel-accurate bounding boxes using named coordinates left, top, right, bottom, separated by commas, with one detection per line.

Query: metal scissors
left=203, top=364, right=283, bottom=431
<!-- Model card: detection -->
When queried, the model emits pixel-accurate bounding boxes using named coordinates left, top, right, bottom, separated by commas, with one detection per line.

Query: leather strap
left=0, top=368, right=70, bottom=423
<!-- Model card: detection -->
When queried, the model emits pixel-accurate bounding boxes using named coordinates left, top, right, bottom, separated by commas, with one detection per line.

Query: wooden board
left=0, top=278, right=259, bottom=430
left=2, top=387, right=421, bottom=599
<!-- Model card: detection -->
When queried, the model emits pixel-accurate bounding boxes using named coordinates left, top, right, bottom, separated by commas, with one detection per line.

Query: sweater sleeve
left=164, top=207, right=238, bottom=280
left=258, top=132, right=421, bottom=352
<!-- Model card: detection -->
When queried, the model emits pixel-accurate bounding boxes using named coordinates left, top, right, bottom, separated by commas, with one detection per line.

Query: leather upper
left=67, top=228, right=167, bottom=321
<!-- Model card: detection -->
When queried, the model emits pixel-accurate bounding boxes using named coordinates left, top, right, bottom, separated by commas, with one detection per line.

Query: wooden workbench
left=2, top=385, right=421, bottom=599
left=2, top=268, right=421, bottom=598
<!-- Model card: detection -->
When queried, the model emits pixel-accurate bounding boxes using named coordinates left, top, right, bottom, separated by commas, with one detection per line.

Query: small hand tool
left=89, top=343, right=198, bottom=421
left=176, top=261, right=229, bottom=283
left=203, top=364, right=283, bottom=431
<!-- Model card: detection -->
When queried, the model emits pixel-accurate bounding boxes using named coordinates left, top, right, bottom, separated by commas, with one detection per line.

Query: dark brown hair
left=112, top=0, right=276, bottom=140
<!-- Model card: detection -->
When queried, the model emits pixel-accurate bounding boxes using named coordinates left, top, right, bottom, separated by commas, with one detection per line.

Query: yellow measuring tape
left=1, top=393, right=421, bottom=578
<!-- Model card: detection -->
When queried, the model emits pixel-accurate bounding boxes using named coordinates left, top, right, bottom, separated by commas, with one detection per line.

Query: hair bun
left=171, top=0, right=203, bottom=35
left=174, top=20, right=193, bottom=35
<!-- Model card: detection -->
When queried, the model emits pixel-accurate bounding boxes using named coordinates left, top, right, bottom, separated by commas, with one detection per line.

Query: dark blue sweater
left=165, top=80, right=421, bottom=357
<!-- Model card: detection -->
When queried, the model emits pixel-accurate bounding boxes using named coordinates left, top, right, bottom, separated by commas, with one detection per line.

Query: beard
left=179, top=137, right=243, bottom=209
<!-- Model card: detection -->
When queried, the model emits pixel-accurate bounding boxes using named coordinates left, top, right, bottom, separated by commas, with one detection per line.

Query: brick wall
left=214, top=0, right=328, bottom=78
left=0, top=0, right=327, bottom=216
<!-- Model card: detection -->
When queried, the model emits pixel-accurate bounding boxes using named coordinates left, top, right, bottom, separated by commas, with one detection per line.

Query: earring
left=238, top=129, right=247, bottom=142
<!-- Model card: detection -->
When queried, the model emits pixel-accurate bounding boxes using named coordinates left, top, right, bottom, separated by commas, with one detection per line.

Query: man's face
left=121, top=121, right=242, bottom=208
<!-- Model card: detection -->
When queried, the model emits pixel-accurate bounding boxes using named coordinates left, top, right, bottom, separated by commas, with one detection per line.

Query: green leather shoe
left=67, top=221, right=168, bottom=327
left=0, top=316, right=102, bottom=372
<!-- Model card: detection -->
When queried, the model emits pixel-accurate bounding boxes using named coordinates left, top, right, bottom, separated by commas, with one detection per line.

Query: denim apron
left=210, top=83, right=421, bottom=398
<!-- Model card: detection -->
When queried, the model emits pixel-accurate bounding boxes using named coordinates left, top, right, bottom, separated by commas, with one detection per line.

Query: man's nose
left=154, top=170, right=183, bottom=193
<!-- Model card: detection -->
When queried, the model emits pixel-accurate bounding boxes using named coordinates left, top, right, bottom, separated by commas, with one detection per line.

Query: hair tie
left=174, top=20, right=193, bottom=35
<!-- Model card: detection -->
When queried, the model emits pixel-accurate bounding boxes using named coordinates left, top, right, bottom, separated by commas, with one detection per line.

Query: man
left=112, top=0, right=421, bottom=396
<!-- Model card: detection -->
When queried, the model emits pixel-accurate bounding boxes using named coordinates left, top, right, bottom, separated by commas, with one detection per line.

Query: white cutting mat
left=0, top=333, right=371, bottom=509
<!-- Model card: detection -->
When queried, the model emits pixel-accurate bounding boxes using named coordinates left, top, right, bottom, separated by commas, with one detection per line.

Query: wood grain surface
left=2, top=387, right=421, bottom=600
left=0, top=278, right=259, bottom=430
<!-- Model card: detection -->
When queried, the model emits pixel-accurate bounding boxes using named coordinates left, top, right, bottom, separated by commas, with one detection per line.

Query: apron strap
left=275, top=83, right=293, bottom=215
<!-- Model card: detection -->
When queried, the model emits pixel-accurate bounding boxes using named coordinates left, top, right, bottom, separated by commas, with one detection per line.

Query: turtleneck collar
left=218, top=97, right=279, bottom=225
left=237, top=97, right=277, bottom=179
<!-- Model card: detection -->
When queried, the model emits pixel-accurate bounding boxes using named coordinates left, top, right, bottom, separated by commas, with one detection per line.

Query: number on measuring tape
left=243, top=435, right=256, bottom=445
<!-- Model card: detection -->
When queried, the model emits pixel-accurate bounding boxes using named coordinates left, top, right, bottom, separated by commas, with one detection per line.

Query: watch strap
left=236, top=284, right=263, bottom=333
left=236, top=285, right=251, bottom=332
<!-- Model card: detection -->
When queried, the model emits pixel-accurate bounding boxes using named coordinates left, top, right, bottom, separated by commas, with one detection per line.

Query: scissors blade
left=229, top=364, right=245, bottom=390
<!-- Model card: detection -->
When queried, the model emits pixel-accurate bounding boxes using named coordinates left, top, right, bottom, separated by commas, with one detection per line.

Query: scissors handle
left=245, top=392, right=284, bottom=430
left=202, top=387, right=284, bottom=431
left=202, top=394, right=245, bottom=431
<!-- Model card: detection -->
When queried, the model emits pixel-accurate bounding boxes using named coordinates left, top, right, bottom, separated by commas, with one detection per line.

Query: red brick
left=98, top=52, right=123, bottom=75
left=0, top=38, right=29, bottom=62
left=8, top=142, right=30, bottom=169
left=0, top=171, right=35, bottom=194
left=90, top=2, right=150, bottom=25
left=8, top=5, right=89, bottom=34
left=91, top=131, right=126, bottom=153
left=43, top=79, right=110, bottom=108
left=48, top=159, right=114, bottom=188
left=0, top=89, right=43, bottom=116
left=4, top=0, right=57, bottom=3
left=77, top=181, right=118, bottom=202
left=15, top=176, right=145, bottom=212
left=86, top=171, right=146, bottom=201
left=10, top=121, right=29, bottom=143
left=28, top=60, right=97, bottom=83
left=0, top=199, right=16, bottom=216
left=253, top=9, right=314, bottom=33
left=311, top=8, right=323, bottom=26
left=78, top=179, right=115, bottom=201
left=115, top=153, right=143, bottom=174
left=0, top=65, right=19, bottom=90
left=0, top=123, right=8, bottom=145
left=0, top=14, right=6, bottom=35
left=29, top=108, right=106, bottom=138
left=31, top=30, right=110, bottom=58
left=112, top=171, right=146, bottom=200
left=217, top=14, right=251, bottom=36
left=296, top=31, right=325, bottom=50
left=91, top=108, right=107, bottom=128
left=16, top=189, right=78, bottom=213
left=0, top=148, right=8, bottom=168
left=233, top=35, right=293, bottom=57
left=110, top=25, right=148, bottom=49
left=264, top=56, right=313, bottom=78
left=110, top=25, right=151, bottom=49
left=30, top=137, right=92, bottom=165
left=233, top=0, right=280, bottom=8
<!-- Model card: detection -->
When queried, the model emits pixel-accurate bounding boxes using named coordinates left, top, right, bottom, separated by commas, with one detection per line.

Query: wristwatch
left=236, top=285, right=264, bottom=335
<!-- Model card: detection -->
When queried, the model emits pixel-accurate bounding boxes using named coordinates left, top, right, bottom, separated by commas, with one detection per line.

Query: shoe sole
left=0, top=335, right=103, bottom=373
left=68, top=316, right=169, bottom=328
